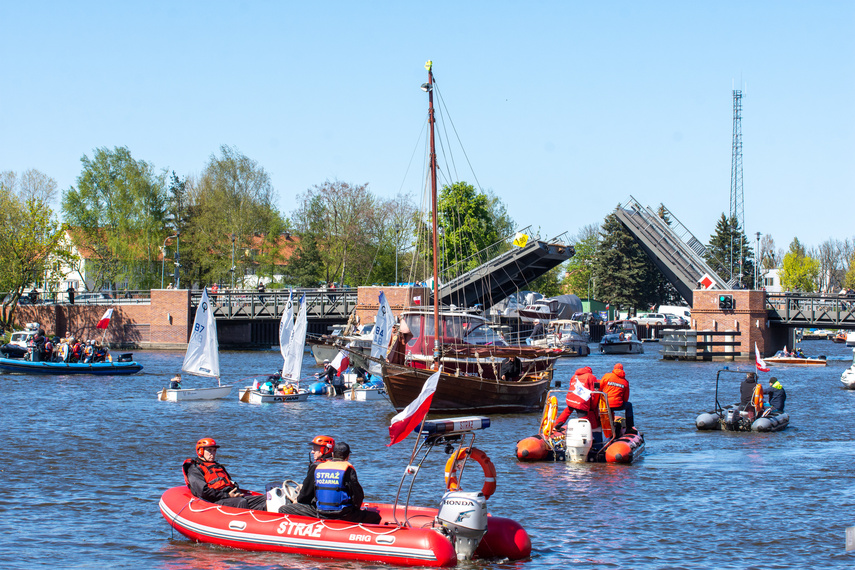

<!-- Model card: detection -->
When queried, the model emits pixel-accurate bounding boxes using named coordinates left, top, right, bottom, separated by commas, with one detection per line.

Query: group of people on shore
left=27, top=329, right=110, bottom=363
left=183, top=435, right=381, bottom=524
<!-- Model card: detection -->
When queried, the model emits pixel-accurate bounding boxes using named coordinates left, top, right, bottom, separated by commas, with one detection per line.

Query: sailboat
left=157, top=288, right=233, bottom=401
left=380, top=62, right=556, bottom=414
left=238, top=293, right=310, bottom=404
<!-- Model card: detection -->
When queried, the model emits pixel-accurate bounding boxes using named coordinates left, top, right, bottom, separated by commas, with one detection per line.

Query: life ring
left=540, top=395, right=558, bottom=437
left=444, top=446, right=497, bottom=499
left=752, top=384, right=764, bottom=415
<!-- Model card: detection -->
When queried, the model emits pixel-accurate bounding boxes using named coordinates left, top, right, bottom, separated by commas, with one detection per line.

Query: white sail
left=281, top=295, right=307, bottom=382
left=369, top=291, right=396, bottom=376
left=182, top=288, right=220, bottom=379
left=278, top=289, right=294, bottom=364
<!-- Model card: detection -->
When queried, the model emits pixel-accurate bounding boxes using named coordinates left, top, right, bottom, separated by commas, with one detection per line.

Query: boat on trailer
left=159, top=416, right=531, bottom=566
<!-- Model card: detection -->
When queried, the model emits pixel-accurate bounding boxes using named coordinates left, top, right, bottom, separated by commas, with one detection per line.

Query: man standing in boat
left=183, top=438, right=267, bottom=510
left=528, top=319, right=545, bottom=343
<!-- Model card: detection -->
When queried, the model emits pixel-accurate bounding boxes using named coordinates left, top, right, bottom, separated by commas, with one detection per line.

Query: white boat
left=530, top=319, right=590, bottom=357
left=599, top=320, right=644, bottom=355
left=240, top=292, right=310, bottom=404
left=518, top=295, right=583, bottom=323
left=343, top=384, right=387, bottom=401
left=847, top=332, right=855, bottom=347
left=842, top=348, right=855, bottom=389
left=158, top=288, right=233, bottom=401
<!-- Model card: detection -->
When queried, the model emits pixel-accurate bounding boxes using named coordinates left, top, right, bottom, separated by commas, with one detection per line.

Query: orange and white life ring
left=752, top=383, right=764, bottom=415
left=540, top=395, right=558, bottom=437
left=444, top=446, right=497, bottom=499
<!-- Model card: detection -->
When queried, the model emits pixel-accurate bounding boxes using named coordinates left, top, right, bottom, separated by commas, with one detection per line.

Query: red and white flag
left=413, top=295, right=421, bottom=305
left=387, top=369, right=440, bottom=446
left=96, top=308, right=114, bottom=330
left=755, top=342, right=770, bottom=373
left=330, top=349, right=350, bottom=375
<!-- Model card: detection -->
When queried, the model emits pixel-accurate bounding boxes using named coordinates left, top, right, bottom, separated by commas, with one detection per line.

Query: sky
left=2, top=1, right=853, bottom=254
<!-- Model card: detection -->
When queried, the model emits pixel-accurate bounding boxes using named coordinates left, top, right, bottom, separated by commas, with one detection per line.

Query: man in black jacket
left=766, top=377, right=787, bottom=412
left=278, top=435, right=335, bottom=516
left=182, top=438, right=267, bottom=510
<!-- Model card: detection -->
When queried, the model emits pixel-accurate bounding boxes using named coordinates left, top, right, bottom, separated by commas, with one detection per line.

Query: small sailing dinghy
left=157, top=288, right=232, bottom=401
left=239, top=292, right=310, bottom=404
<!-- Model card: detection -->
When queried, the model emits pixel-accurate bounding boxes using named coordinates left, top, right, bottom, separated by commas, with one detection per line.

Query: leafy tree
left=286, top=234, right=325, bottom=287
left=593, top=211, right=666, bottom=313
left=183, top=145, right=283, bottom=288
left=780, top=238, right=820, bottom=292
left=704, top=214, right=755, bottom=288
left=435, top=181, right=500, bottom=274
left=61, top=147, right=167, bottom=290
left=563, top=224, right=599, bottom=297
left=0, top=183, right=74, bottom=329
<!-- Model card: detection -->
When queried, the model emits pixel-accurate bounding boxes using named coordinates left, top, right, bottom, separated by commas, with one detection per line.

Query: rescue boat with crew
left=159, top=416, right=531, bottom=566
left=695, top=369, right=789, bottom=432
left=515, top=391, right=645, bottom=464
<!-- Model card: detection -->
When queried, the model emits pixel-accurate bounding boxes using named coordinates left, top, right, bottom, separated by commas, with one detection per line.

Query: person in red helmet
left=553, top=366, right=601, bottom=430
left=278, top=435, right=336, bottom=516
left=601, top=363, right=634, bottom=431
left=183, top=438, right=267, bottom=510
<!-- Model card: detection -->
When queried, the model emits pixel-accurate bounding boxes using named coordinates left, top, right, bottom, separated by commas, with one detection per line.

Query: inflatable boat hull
left=515, top=431, right=644, bottom=464
left=159, top=486, right=530, bottom=566
left=695, top=409, right=789, bottom=432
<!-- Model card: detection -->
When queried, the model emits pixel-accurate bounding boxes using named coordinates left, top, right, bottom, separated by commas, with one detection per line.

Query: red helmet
left=312, top=435, right=335, bottom=453
left=196, top=437, right=220, bottom=457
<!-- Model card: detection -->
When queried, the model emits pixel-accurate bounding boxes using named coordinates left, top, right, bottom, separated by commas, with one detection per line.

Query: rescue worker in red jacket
left=601, top=363, right=635, bottom=431
left=553, top=366, right=601, bottom=431
left=278, top=435, right=335, bottom=516
left=183, top=438, right=267, bottom=510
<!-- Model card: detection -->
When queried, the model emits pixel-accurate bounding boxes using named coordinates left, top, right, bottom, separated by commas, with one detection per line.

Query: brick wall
left=355, top=286, right=430, bottom=323
left=691, top=290, right=771, bottom=357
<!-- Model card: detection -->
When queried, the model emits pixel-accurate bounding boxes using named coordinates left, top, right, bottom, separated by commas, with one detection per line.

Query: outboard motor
left=436, top=491, right=488, bottom=560
left=564, top=418, right=594, bottom=462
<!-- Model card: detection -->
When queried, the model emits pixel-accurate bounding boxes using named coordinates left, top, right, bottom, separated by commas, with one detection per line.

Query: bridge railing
left=192, top=288, right=359, bottom=320
left=766, top=292, right=855, bottom=326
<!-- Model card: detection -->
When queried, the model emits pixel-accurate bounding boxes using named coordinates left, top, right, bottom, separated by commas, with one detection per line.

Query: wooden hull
left=382, top=363, right=551, bottom=414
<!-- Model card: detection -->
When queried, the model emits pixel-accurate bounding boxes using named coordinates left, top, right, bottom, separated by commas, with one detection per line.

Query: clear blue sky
left=2, top=1, right=853, bottom=253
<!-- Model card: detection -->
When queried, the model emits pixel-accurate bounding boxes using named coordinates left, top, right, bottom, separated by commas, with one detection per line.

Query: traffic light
left=718, top=294, right=734, bottom=310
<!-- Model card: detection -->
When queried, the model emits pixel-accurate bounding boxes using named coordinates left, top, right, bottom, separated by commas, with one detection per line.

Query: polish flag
left=755, top=342, right=770, bottom=373
left=387, top=369, right=440, bottom=446
left=413, top=295, right=421, bottom=305
left=96, top=308, right=114, bottom=330
left=330, top=349, right=350, bottom=375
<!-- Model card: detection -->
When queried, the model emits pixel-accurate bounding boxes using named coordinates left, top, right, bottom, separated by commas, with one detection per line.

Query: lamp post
left=230, top=234, right=236, bottom=290
left=755, top=231, right=761, bottom=289
left=174, top=232, right=180, bottom=289
left=161, top=234, right=178, bottom=289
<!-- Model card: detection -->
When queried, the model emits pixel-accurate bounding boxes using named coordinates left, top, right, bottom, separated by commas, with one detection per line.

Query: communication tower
left=729, top=89, right=744, bottom=287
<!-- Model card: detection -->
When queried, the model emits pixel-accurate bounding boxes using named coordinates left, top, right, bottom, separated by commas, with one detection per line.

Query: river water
left=2, top=339, right=855, bottom=569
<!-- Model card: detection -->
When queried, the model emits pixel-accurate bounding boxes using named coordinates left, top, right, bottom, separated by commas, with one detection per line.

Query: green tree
left=780, top=238, right=820, bottom=292
left=593, top=211, right=666, bottom=313
left=61, top=147, right=167, bottom=290
left=563, top=224, right=599, bottom=297
left=435, top=181, right=500, bottom=273
left=704, top=214, right=755, bottom=288
left=0, top=183, right=74, bottom=329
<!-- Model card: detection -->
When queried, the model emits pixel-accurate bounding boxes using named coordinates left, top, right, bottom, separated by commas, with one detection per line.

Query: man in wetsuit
left=183, top=438, right=267, bottom=510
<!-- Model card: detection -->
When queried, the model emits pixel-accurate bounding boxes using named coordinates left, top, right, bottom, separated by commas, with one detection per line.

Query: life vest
left=444, top=446, right=497, bottom=499
left=182, top=458, right=236, bottom=492
left=314, top=460, right=354, bottom=512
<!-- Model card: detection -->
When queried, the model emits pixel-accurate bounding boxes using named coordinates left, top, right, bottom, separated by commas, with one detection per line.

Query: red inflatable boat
left=161, top=417, right=531, bottom=567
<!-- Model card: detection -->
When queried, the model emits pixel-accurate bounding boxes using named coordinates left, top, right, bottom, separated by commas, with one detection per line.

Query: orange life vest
left=182, top=458, right=236, bottom=491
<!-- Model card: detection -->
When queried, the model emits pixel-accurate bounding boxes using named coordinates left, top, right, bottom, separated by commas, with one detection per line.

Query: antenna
left=729, top=89, right=744, bottom=287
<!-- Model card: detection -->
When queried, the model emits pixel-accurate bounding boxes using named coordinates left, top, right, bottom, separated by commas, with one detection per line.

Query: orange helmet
left=312, top=435, right=335, bottom=453
left=196, top=437, right=220, bottom=457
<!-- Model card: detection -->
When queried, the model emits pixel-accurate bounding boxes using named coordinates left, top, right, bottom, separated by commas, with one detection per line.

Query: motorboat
left=599, top=320, right=644, bottom=354
left=515, top=391, right=644, bottom=464
left=518, top=294, right=583, bottom=323
left=0, top=322, right=39, bottom=358
left=763, top=349, right=827, bottom=367
left=529, top=319, right=590, bottom=357
left=847, top=332, right=855, bottom=347
left=159, top=415, right=531, bottom=566
left=0, top=355, right=143, bottom=375
left=695, top=369, right=789, bottom=432
left=833, top=331, right=847, bottom=343
left=841, top=348, right=855, bottom=389
left=157, top=288, right=232, bottom=401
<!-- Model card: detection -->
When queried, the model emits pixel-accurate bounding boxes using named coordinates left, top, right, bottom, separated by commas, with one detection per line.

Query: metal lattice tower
left=729, top=89, right=744, bottom=286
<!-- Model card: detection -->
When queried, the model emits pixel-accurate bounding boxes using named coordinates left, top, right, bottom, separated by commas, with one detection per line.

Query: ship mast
left=424, top=60, right=440, bottom=365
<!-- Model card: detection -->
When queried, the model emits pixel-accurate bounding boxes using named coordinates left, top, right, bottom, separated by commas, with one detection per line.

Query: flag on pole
left=413, top=295, right=421, bottom=305
left=387, top=369, right=440, bottom=446
left=512, top=232, right=529, bottom=248
left=331, top=349, right=350, bottom=375
left=755, top=342, right=770, bottom=373
left=96, top=308, right=114, bottom=330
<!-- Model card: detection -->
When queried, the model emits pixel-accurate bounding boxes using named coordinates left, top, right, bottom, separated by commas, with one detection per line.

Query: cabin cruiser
left=518, top=294, right=583, bottom=323
left=599, top=320, right=644, bottom=354
left=529, top=319, right=590, bottom=357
